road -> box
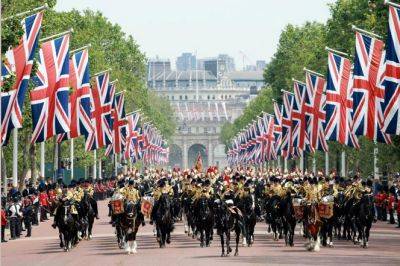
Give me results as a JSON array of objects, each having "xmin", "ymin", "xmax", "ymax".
[{"xmin": 2, "ymin": 200, "xmax": 400, "ymax": 266}]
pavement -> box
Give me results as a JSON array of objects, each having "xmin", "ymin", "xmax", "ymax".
[{"xmin": 1, "ymin": 200, "xmax": 400, "ymax": 266}]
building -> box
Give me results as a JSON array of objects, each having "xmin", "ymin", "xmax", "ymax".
[
  {"xmin": 256, "ymin": 60, "xmax": 266, "ymax": 71},
  {"xmin": 147, "ymin": 57, "xmax": 171, "ymax": 83},
  {"xmin": 176, "ymin": 52, "xmax": 197, "ymax": 71},
  {"xmin": 148, "ymin": 67, "xmax": 264, "ymax": 168}
]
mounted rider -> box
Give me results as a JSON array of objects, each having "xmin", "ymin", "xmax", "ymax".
[{"xmin": 83, "ymin": 179, "xmax": 99, "ymax": 219}]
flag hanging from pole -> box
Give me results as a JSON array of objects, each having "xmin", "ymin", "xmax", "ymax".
[
  {"xmin": 1, "ymin": 12, "xmax": 43, "ymax": 145},
  {"xmin": 281, "ymin": 91, "xmax": 294, "ymax": 159},
  {"xmin": 105, "ymin": 91, "xmax": 127, "ymax": 156},
  {"xmin": 30, "ymin": 34, "xmax": 71, "ymax": 143}
]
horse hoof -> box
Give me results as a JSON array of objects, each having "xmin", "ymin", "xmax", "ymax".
[
  {"xmin": 234, "ymin": 252, "xmax": 238, "ymax": 256},
  {"xmin": 221, "ymin": 253, "xmax": 224, "ymax": 257}
]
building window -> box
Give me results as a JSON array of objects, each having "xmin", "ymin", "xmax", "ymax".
[
  {"xmin": 171, "ymin": 95, "xmax": 174, "ymax": 100},
  {"xmin": 185, "ymin": 95, "xmax": 188, "ymax": 100},
  {"xmin": 212, "ymin": 95, "xmax": 215, "ymax": 100},
  {"xmin": 207, "ymin": 95, "xmax": 210, "ymax": 100},
  {"xmin": 179, "ymin": 95, "xmax": 182, "ymax": 100}
]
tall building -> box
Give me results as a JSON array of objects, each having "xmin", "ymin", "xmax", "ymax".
[
  {"xmin": 218, "ymin": 54, "xmax": 235, "ymax": 72},
  {"xmin": 176, "ymin": 53, "xmax": 196, "ymax": 71},
  {"xmin": 147, "ymin": 57, "xmax": 171, "ymax": 81},
  {"xmin": 256, "ymin": 60, "xmax": 266, "ymax": 71}
]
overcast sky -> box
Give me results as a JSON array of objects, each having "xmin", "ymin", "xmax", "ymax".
[{"xmin": 56, "ymin": 0, "xmax": 335, "ymax": 70}]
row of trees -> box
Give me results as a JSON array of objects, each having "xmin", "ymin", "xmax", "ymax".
[
  {"xmin": 1, "ymin": 0, "xmax": 176, "ymax": 185},
  {"xmin": 220, "ymin": 0, "xmax": 400, "ymax": 176}
]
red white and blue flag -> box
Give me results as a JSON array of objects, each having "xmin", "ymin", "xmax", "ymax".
[
  {"xmin": 305, "ymin": 71, "xmax": 328, "ymax": 152},
  {"xmin": 325, "ymin": 52, "xmax": 360, "ymax": 148},
  {"xmin": 57, "ymin": 49, "xmax": 92, "ymax": 143},
  {"xmin": 124, "ymin": 112, "xmax": 141, "ymax": 163},
  {"xmin": 264, "ymin": 114, "xmax": 276, "ymax": 161},
  {"xmin": 86, "ymin": 72, "xmax": 113, "ymax": 150},
  {"xmin": 1, "ymin": 12, "xmax": 43, "ymax": 144},
  {"xmin": 281, "ymin": 91, "xmax": 294, "ymax": 159},
  {"xmin": 352, "ymin": 31, "xmax": 391, "ymax": 143},
  {"xmin": 105, "ymin": 91, "xmax": 127, "ymax": 156},
  {"xmin": 383, "ymin": 5, "xmax": 400, "ymax": 135},
  {"xmin": 30, "ymin": 34, "xmax": 71, "ymax": 143},
  {"xmin": 273, "ymin": 101, "xmax": 283, "ymax": 157}
]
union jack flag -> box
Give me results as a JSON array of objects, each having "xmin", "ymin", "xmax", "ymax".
[
  {"xmin": 383, "ymin": 5, "xmax": 400, "ymax": 135},
  {"xmin": 85, "ymin": 72, "xmax": 113, "ymax": 150},
  {"xmin": 105, "ymin": 91, "xmax": 127, "ymax": 156},
  {"xmin": 57, "ymin": 49, "xmax": 92, "ymax": 143},
  {"xmin": 273, "ymin": 101, "xmax": 283, "ymax": 156},
  {"xmin": 325, "ymin": 52, "xmax": 359, "ymax": 148},
  {"xmin": 352, "ymin": 31, "xmax": 391, "ymax": 143},
  {"xmin": 31, "ymin": 34, "xmax": 70, "ymax": 143},
  {"xmin": 291, "ymin": 81, "xmax": 312, "ymax": 154},
  {"xmin": 264, "ymin": 114, "xmax": 276, "ymax": 161},
  {"xmin": 1, "ymin": 12, "xmax": 43, "ymax": 145},
  {"xmin": 305, "ymin": 71, "xmax": 328, "ymax": 152},
  {"xmin": 124, "ymin": 112, "xmax": 141, "ymax": 163},
  {"xmin": 281, "ymin": 91, "xmax": 294, "ymax": 159}
]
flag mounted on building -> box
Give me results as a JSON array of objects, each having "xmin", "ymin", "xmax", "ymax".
[
  {"xmin": 31, "ymin": 34, "xmax": 71, "ymax": 143},
  {"xmin": 352, "ymin": 31, "xmax": 391, "ymax": 144},
  {"xmin": 85, "ymin": 72, "xmax": 113, "ymax": 150},
  {"xmin": 383, "ymin": 5, "xmax": 400, "ymax": 135},
  {"xmin": 1, "ymin": 12, "xmax": 43, "ymax": 145},
  {"xmin": 325, "ymin": 51, "xmax": 360, "ymax": 148}
]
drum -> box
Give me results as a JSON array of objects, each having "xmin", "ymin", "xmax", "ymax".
[
  {"xmin": 292, "ymin": 198, "xmax": 304, "ymax": 220},
  {"xmin": 318, "ymin": 202, "xmax": 334, "ymax": 219},
  {"xmin": 111, "ymin": 199, "xmax": 124, "ymax": 215},
  {"xmin": 141, "ymin": 197, "xmax": 153, "ymax": 218}
]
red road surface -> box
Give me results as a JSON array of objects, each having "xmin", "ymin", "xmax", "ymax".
[{"xmin": 1, "ymin": 200, "xmax": 400, "ymax": 266}]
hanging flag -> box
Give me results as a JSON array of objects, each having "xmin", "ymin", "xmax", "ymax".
[
  {"xmin": 57, "ymin": 48, "xmax": 92, "ymax": 143},
  {"xmin": 305, "ymin": 71, "xmax": 329, "ymax": 152},
  {"xmin": 31, "ymin": 34, "xmax": 71, "ymax": 143},
  {"xmin": 264, "ymin": 114, "xmax": 276, "ymax": 161},
  {"xmin": 352, "ymin": 31, "xmax": 391, "ymax": 143},
  {"xmin": 325, "ymin": 52, "xmax": 360, "ymax": 148},
  {"xmin": 1, "ymin": 12, "xmax": 43, "ymax": 145},
  {"xmin": 383, "ymin": 5, "xmax": 400, "ymax": 135},
  {"xmin": 124, "ymin": 112, "xmax": 141, "ymax": 163},
  {"xmin": 85, "ymin": 72, "xmax": 113, "ymax": 150},
  {"xmin": 105, "ymin": 91, "xmax": 127, "ymax": 156},
  {"xmin": 273, "ymin": 101, "xmax": 283, "ymax": 156},
  {"xmin": 291, "ymin": 81, "xmax": 312, "ymax": 154},
  {"xmin": 281, "ymin": 91, "xmax": 294, "ymax": 159}
]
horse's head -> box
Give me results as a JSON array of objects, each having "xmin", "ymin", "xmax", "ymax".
[
  {"xmin": 198, "ymin": 196, "xmax": 210, "ymax": 218},
  {"xmin": 125, "ymin": 201, "xmax": 137, "ymax": 220}
]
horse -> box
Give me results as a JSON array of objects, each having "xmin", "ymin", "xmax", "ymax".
[
  {"xmin": 80, "ymin": 192, "xmax": 95, "ymax": 240},
  {"xmin": 280, "ymin": 192, "xmax": 296, "ymax": 247},
  {"xmin": 181, "ymin": 193, "xmax": 196, "ymax": 237},
  {"xmin": 319, "ymin": 195, "xmax": 335, "ymax": 248},
  {"xmin": 194, "ymin": 196, "xmax": 214, "ymax": 247},
  {"xmin": 155, "ymin": 193, "xmax": 174, "ymax": 248},
  {"xmin": 119, "ymin": 200, "xmax": 142, "ymax": 254},
  {"xmin": 265, "ymin": 195, "xmax": 283, "ymax": 241},
  {"xmin": 333, "ymin": 191, "xmax": 347, "ymax": 239},
  {"xmin": 303, "ymin": 202, "xmax": 322, "ymax": 252},
  {"xmin": 54, "ymin": 200, "xmax": 79, "ymax": 252},
  {"xmin": 354, "ymin": 194, "xmax": 374, "ymax": 248},
  {"xmin": 238, "ymin": 194, "xmax": 256, "ymax": 246},
  {"xmin": 213, "ymin": 199, "xmax": 242, "ymax": 257}
]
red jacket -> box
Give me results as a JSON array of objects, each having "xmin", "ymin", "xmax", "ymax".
[
  {"xmin": 39, "ymin": 192, "xmax": 49, "ymax": 206},
  {"xmin": 48, "ymin": 190, "xmax": 56, "ymax": 201},
  {"xmin": 1, "ymin": 209, "xmax": 7, "ymax": 226},
  {"xmin": 387, "ymin": 195, "xmax": 395, "ymax": 211}
]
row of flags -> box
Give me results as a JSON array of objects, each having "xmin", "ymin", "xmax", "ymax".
[
  {"xmin": 1, "ymin": 11, "xmax": 169, "ymax": 165},
  {"xmin": 175, "ymin": 101, "xmax": 229, "ymax": 122},
  {"xmin": 228, "ymin": 4, "xmax": 400, "ymax": 165}
]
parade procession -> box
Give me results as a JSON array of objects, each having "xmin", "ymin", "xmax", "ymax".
[{"xmin": 1, "ymin": 0, "xmax": 400, "ymax": 266}]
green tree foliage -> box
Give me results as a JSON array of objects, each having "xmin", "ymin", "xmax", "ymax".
[
  {"xmin": 221, "ymin": 0, "xmax": 400, "ymax": 176},
  {"xmin": 1, "ymin": 0, "xmax": 175, "ymax": 183}
]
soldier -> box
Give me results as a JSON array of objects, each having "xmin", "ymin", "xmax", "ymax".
[
  {"xmin": 8, "ymin": 194, "xmax": 22, "ymax": 240},
  {"xmin": 122, "ymin": 179, "xmax": 140, "ymax": 203},
  {"xmin": 1, "ymin": 198, "xmax": 7, "ymax": 242},
  {"xmin": 84, "ymin": 179, "xmax": 99, "ymax": 219},
  {"xmin": 22, "ymin": 196, "xmax": 33, "ymax": 237}
]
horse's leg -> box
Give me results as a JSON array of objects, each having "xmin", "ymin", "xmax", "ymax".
[
  {"xmin": 182, "ymin": 212, "xmax": 188, "ymax": 233},
  {"xmin": 206, "ymin": 228, "xmax": 210, "ymax": 247},
  {"xmin": 220, "ymin": 233, "xmax": 225, "ymax": 257},
  {"xmin": 234, "ymin": 227, "xmax": 240, "ymax": 256},
  {"xmin": 200, "ymin": 229, "xmax": 204, "ymax": 247},
  {"xmin": 227, "ymin": 231, "xmax": 232, "ymax": 255}
]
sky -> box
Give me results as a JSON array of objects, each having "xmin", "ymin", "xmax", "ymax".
[{"xmin": 56, "ymin": 0, "xmax": 335, "ymax": 70}]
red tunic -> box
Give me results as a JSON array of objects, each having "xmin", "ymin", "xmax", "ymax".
[
  {"xmin": 387, "ymin": 195, "xmax": 395, "ymax": 211},
  {"xmin": 1, "ymin": 209, "xmax": 7, "ymax": 226},
  {"xmin": 39, "ymin": 192, "xmax": 49, "ymax": 207}
]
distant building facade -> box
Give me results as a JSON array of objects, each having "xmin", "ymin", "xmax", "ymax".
[
  {"xmin": 176, "ymin": 53, "xmax": 197, "ymax": 71},
  {"xmin": 147, "ymin": 57, "xmax": 171, "ymax": 82}
]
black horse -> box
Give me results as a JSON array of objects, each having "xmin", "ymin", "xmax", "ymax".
[
  {"xmin": 213, "ymin": 199, "xmax": 242, "ymax": 257},
  {"xmin": 238, "ymin": 194, "xmax": 256, "ymax": 246},
  {"xmin": 194, "ymin": 196, "xmax": 214, "ymax": 247},
  {"xmin": 80, "ymin": 192, "xmax": 95, "ymax": 240},
  {"xmin": 53, "ymin": 200, "xmax": 79, "ymax": 251},
  {"xmin": 182, "ymin": 193, "xmax": 196, "ymax": 237},
  {"xmin": 154, "ymin": 193, "xmax": 174, "ymax": 248},
  {"xmin": 119, "ymin": 201, "xmax": 143, "ymax": 254},
  {"xmin": 333, "ymin": 191, "xmax": 347, "ymax": 240},
  {"xmin": 265, "ymin": 195, "xmax": 283, "ymax": 241},
  {"xmin": 280, "ymin": 192, "xmax": 296, "ymax": 247},
  {"xmin": 355, "ymin": 194, "xmax": 374, "ymax": 248}
]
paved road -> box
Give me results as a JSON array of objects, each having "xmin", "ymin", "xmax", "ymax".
[{"xmin": 2, "ymin": 201, "xmax": 400, "ymax": 266}]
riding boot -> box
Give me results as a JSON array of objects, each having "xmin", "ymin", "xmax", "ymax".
[
  {"xmin": 1, "ymin": 225, "xmax": 6, "ymax": 242},
  {"xmin": 397, "ymin": 212, "xmax": 400, "ymax": 228},
  {"xmin": 389, "ymin": 210, "xmax": 395, "ymax": 224},
  {"xmin": 90, "ymin": 198, "xmax": 99, "ymax": 219},
  {"xmin": 24, "ymin": 219, "xmax": 32, "ymax": 237}
]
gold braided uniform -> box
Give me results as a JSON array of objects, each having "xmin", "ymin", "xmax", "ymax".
[
  {"xmin": 85, "ymin": 185, "xmax": 95, "ymax": 197},
  {"xmin": 123, "ymin": 186, "xmax": 140, "ymax": 202}
]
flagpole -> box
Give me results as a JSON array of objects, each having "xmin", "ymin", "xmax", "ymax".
[
  {"xmin": 325, "ymin": 151, "xmax": 329, "ymax": 176},
  {"xmin": 40, "ymin": 28, "xmax": 74, "ymax": 42},
  {"xmin": 93, "ymin": 150, "xmax": 97, "ymax": 180},
  {"xmin": 12, "ymin": 129, "xmax": 18, "ymax": 188},
  {"xmin": 114, "ymin": 154, "xmax": 118, "ymax": 177},
  {"xmin": 385, "ymin": 0, "xmax": 400, "ymax": 9},
  {"xmin": 98, "ymin": 157, "xmax": 102, "ymax": 180},
  {"xmin": 373, "ymin": 141, "xmax": 379, "ymax": 180},
  {"xmin": 351, "ymin": 25, "xmax": 382, "ymax": 39},
  {"xmin": 1, "ymin": 4, "xmax": 48, "ymax": 21},
  {"xmin": 70, "ymin": 139, "xmax": 74, "ymax": 180},
  {"xmin": 70, "ymin": 43, "xmax": 91, "ymax": 55},
  {"xmin": 300, "ymin": 150, "xmax": 304, "ymax": 174},
  {"xmin": 40, "ymin": 142, "xmax": 45, "ymax": 178},
  {"xmin": 284, "ymin": 157, "xmax": 288, "ymax": 173},
  {"xmin": 312, "ymin": 155, "xmax": 316, "ymax": 175},
  {"xmin": 341, "ymin": 150, "xmax": 346, "ymax": 177}
]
